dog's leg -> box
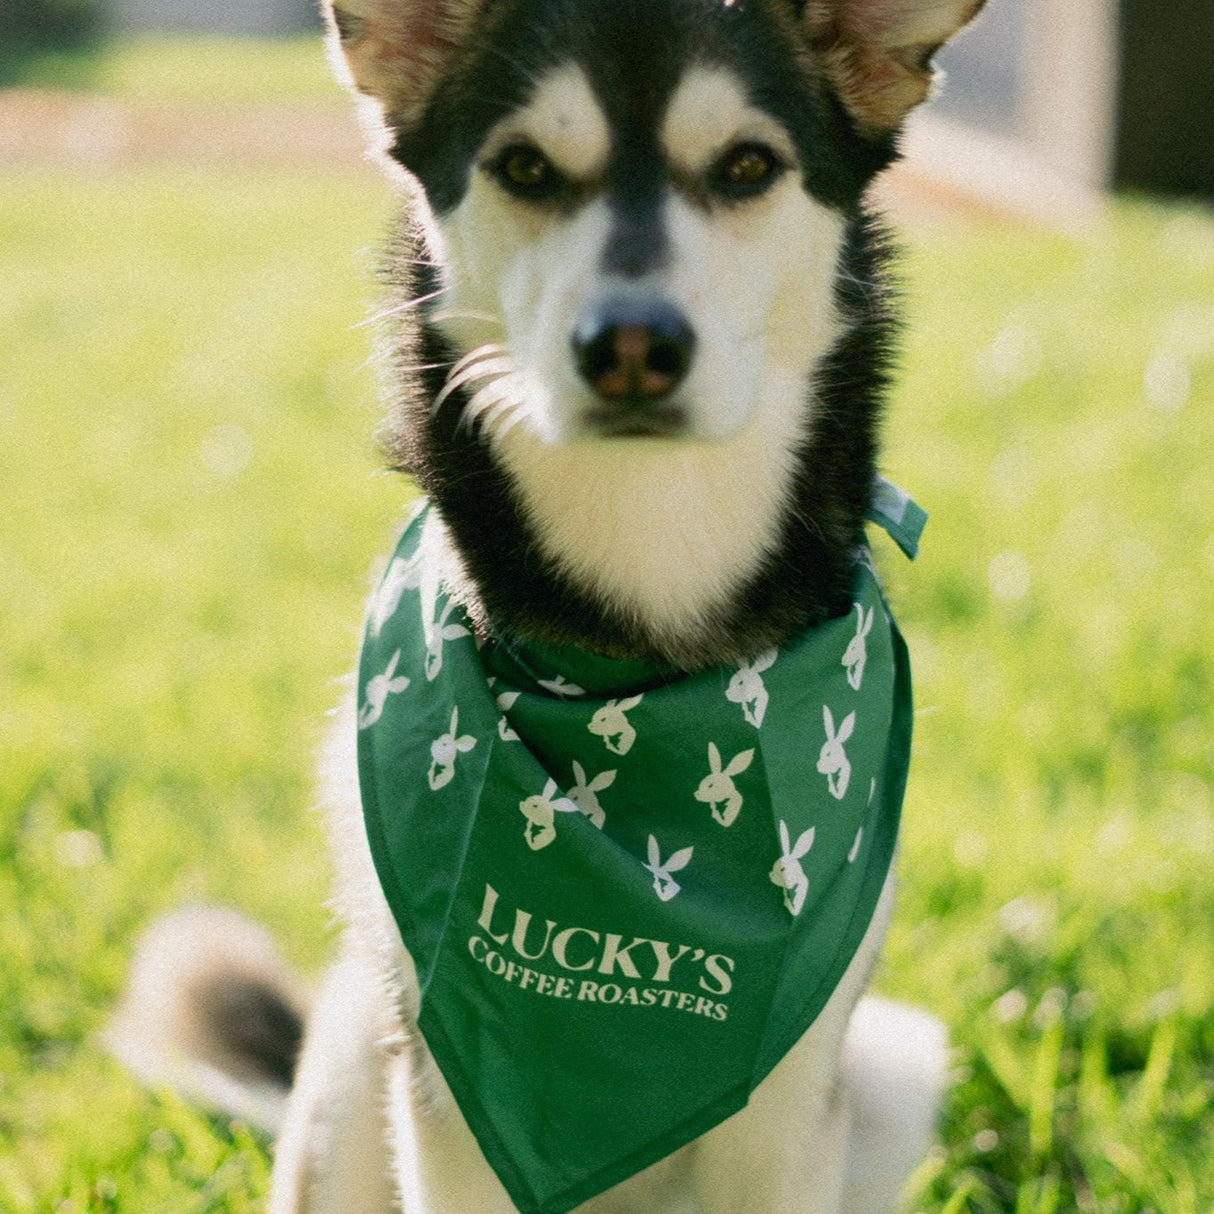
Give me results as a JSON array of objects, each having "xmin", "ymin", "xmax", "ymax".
[
  {"xmin": 838, "ymin": 996, "xmax": 948, "ymax": 1214},
  {"xmin": 383, "ymin": 1047, "xmax": 517, "ymax": 1214},
  {"xmin": 690, "ymin": 1001, "xmax": 855, "ymax": 1214},
  {"xmin": 690, "ymin": 879, "xmax": 896, "ymax": 1214},
  {"xmin": 268, "ymin": 949, "xmax": 398, "ymax": 1214}
]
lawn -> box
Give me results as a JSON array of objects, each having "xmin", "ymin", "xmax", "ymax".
[
  {"xmin": 2, "ymin": 36, "xmax": 1212, "ymax": 1214},
  {"xmin": 1, "ymin": 33, "xmax": 333, "ymax": 98}
]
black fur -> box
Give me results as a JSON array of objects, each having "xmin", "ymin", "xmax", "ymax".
[
  {"xmin": 377, "ymin": 0, "xmax": 904, "ymax": 670},
  {"xmin": 194, "ymin": 973, "xmax": 304, "ymax": 1088}
]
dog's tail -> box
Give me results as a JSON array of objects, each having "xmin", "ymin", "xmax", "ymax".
[{"xmin": 107, "ymin": 905, "xmax": 310, "ymax": 1134}]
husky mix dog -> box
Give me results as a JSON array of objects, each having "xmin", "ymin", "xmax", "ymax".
[{"xmin": 113, "ymin": 1, "xmax": 984, "ymax": 1210}]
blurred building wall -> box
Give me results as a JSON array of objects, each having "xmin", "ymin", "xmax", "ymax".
[
  {"xmin": 933, "ymin": 0, "xmax": 1026, "ymax": 137},
  {"xmin": 1115, "ymin": 0, "xmax": 1214, "ymax": 200},
  {"xmin": 111, "ymin": 0, "xmax": 319, "ymax": 35},
  {"xmin": 924, "ymin": 0, "xmax": 1213, "ymax": 205}
]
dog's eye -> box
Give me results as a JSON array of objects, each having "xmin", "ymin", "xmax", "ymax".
[
  {"xmin": 492, "ymin": 144, "xmax": 562, "ymax": 198},
  {"xmin": 710, "ymin": 143, "xmax": 784, "ymax": 199}
]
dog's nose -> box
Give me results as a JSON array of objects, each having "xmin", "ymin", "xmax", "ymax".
[{"xmin": 572, "ymin": 300, "xmax": 695, "ymax": 401}]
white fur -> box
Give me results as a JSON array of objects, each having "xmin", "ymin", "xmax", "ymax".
[
  {"xmin": 493, "ymin": 382, "xmax": 804, "ymax": 644},
  {"xmin": 481, "ymin": 63, "xmax": 612, "ymax": 183},
  {"xmin": 660, "ymin": 66, "xmax": 798, "ymax": 179}
]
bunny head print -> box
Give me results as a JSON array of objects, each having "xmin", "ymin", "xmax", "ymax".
[
  {"xmin": 725, "ymin": 649, "xmax": 777, "ymax": 728},
  {"xmin": 427, "ymin": 706, "xmax": 477, "ymax": 791},
  {"xmin": 842, "ymin": 603, "xmax": 875, "ymax": 691},
  {"xmin": 694, "ymin": 743, "xmax": 755, "ymax": 827},
  {"xmin": 817, "ymin": 706, "xmax": 856, "ymax": 800},
  {"xmin": 567, "ymin": 761, "xmax": 615, "ymax": 829},
  {"xmin": 424, "ymin": 599, "xmax": 471, "ymax": 681},
  {"xmin": 358, "ymin": 650, "xmax": 410, "ymax": 731},
  {"xmin": 643, "ymin": 835, "xmax": 694, "ymax": 903},
  {"xmin": 587, "ymin": 695, "xmax": 644, "ymax": 756},
  {"xmin": 770, "ymin": 821, "xmax": 815, "ymax": 917},
  {"xmin": 517, "ymin": 779, "xmax": 580, "ymax": 851}
]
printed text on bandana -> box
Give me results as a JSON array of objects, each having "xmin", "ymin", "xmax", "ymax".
[{"xmin": 472, "ymin": 885, "xmax": 734, "ymax": 1021}]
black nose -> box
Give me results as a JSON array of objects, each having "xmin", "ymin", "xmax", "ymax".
[{"xmin": 572, "ymin": 299, "xmax": 695, "ymax": 401}]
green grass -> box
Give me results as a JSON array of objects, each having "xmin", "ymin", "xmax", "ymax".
[
  {"xmin": 1, "ymin": 34, "xmax": 334, "ymax": 99},
  {"xmin": 0, "ymin": 162, "xmax": 400, "ymax": 1209},
  {"xmin": 2, "ymin": 38, "xmax": 1213, "ymax": 1214},
  {"xmin": 883, "ymin": 204, "xmax": 1214, "ymax": 1212}
]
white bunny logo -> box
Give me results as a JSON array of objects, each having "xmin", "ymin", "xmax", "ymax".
[
  {"xmin": 369, "ymin": 553, "xmax": 421, "ymax": 636},
  {"xmin": 358, "ymin": 650, "xmax": 410, "ymax": 730},
  {"xmin": 496, "ymin": 690, "xmax": 521, "ymax": 741},
  {"xmin": 424, "ymin": 598, "xmax": 471, "ymax": 681},
  {"xmin": 726, "ymin": 649, "xmax": 777, "ymax": 728},
  {"xmin": 537, "ymin": 675, "xmax": 585, "ymax": 698},
  {"xmin": 770, "ymin": 820, "xmax": 815, "ymax": 916},
  {"xmin": 817, "ymin": 705, "xmax": 855, "ymax": 800},
  {"xmin": 518, "ymin": 779, "xmax": 580, "ymax": 851},
  {"xmin": 567, "ymin": 761, "xmax": 615, "ymax": 829},
  {"xmin": 694, "ymin": 743, "xmax": 755, "ymax": 827},
  {"xmin": 848, "ymin": 827, "xmax": 864, "ymax": 864},
  {"xmin": 487, "ymin": 678, "xmax": 521, "ymax": 742},
  {"xmin": 643, "ymin": 835, "xmax": 693, "ymax": 902},
  {"xmin": 842, "ymin": 603, "xmax": 874, "ymax": 691},
  {"xmin": 849, "ymin": 778, "xmax": 876, "ymax": 862},
  {"xmin": 587, "ymin": 695, "xmax": 644, "ymax": 756},
  {"xmin": 427, "ymin": 706, "xmax": 476, "ymax": 791}
]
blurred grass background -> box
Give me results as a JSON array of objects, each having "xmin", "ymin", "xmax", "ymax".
[
  {"xmin": 1, "ymin": 33, "xmax": 1212, "ymax": 1214},
  {"xmin": 1, "ymin": 34, "xmax": 336, "ymax": 97}
]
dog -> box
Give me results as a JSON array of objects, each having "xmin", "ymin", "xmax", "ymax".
[{"xmin": 111, "ymin": 1, "xmax": 985, "ymax": 1210}]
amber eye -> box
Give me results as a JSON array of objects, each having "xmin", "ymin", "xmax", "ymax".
[
  {"xmin": 494, "ymin": 144, "xmax": 560, "ymax": 197},
  {"xmin": 712, "ymin": 143, "xmax": 784, "ymax": 198}
]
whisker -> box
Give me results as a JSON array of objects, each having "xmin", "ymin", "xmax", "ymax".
[
  {"xmin": 394, "ymin": 360, "xmax": 457, "ymax": 376},
  {"xmin": 450, "ymin": 343, "xmax": 509, "ymax": 376},
  {"xmin": 460, "ymin": 386, "xmax": 511, "ymax": 432},
  {"xmin": 356, "ymin": 286, "xmax": 448, "ymax": 328},
  {"xmin": 490, "ymin": 403, "xmax": 530, "ymax": 441},
  {"xmin": 429, "ymin": 308, "xmax": 506, "ymax": 328},
  {"xmin": 433, "ymin": 355, "xmax": 516, "ymax": 414},
  {"xmin": 461, "ymin": 370, "xmax": 512, "ymax": 409},
  {"xmin": 472, "ymin": 393, "xmax": 527, "ymax": 441}
]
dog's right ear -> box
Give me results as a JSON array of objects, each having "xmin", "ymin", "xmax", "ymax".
[
  {"xmin": 796, "ymin": 0, "xmax": 985, "ymax": 135},
  {"xmin": 322, "ymin": 1, "xmax": 481, "ymax": 137}
]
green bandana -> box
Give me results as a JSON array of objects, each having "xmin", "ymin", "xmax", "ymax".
[{"xmin": 357, "ymin": 484, "xmax": 923, "ymax": 1214}]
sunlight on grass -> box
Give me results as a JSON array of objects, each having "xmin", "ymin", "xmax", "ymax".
[
  {"xmin": 1, "ymin": 165, "xmax": 400, "ymax": 1207},
  {"xmin": 1, "ymin": 45, "xmax": 1212, "ymax": 1209},
  {"xmin": 3, "ymin": 34, "xmax": 335, "ymax": 100},
  {"xmin": 881, "ymin": 202, "xmax": 1214, "ymax": 1213}
]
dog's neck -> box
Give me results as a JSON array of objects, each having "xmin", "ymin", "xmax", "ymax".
[{"xmin": 488, "ymin": 365, "xmax": 809, "ymax": 657}]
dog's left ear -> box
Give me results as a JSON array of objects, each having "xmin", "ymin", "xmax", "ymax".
[
  {"xmin": 797, "ymin": 0, "xmax": 985, "ymax": 134},
  {"xmin": 322, "ymin": 0, "xmax": 482, "ymax": 136}
]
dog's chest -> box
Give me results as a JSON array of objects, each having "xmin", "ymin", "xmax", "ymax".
[
  {"xmin": 491, "ymin": 395, "xmax": 806, "ymax": 643},
  {"xmin": 353, "ymin": 502, "xmax": 912, "ymax": 1213}
]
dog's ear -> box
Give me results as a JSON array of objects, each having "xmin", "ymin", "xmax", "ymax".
[
  {"xmin": 797, "ymin": 0, "xmax": 985, "ymax": 134},
  {"xmin": 322, "ymin": 0, "xmax": 481, "ymax": 134}
]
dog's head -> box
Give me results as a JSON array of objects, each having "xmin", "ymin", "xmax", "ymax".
[{"xmin": 325, "ymin": 0, "xmax": 981, "ymax": 450}]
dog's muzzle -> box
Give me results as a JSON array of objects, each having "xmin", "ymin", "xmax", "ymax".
[{"xmin": 572, "ymin": 297, "xmax": 695, "ymax": 436}]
